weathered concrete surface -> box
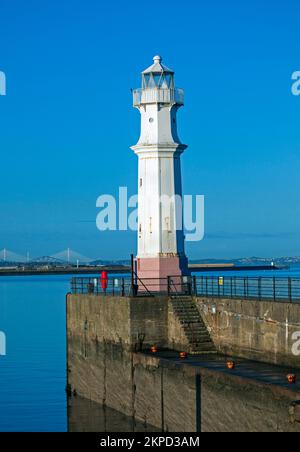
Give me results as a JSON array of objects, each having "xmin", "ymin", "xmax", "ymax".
[
  {"xmin": 167, "ymin": 301, "xmax": 190, "ymax": 350},
  {"xmin": 68, "ymin": 334, "xmax": 300, "ymax": 432},
  {"xmin": 68, "ymin": 396, "xmax": 160, "ymax": 432},
  {"xmin": 196, "ymin": 297, "xmax": 300, "ymax": 369},
  {"xmin": 67, "ymin": 294, "xmax": 300, "ymax": 432},
  {"xmin": 67, "ymin": 340, "xmax": 198, "ymax": 431},
  {"xmin": 67, "ymin": 294, "xmax": 198, "ymax": 431},
  {"xmin": 68, "ymin": 294, "xmax": 195, "ymax": 352},
  {"xmin": 200, "ymin": 368, "xmax": 300, "ymax": 432},
  {"xmin": 68, "ymin": 294, "xmax": 169, "ymax": 350}
]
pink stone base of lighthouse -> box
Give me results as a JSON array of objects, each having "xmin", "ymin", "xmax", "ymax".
[{"xmin": 136, "ymin": 256, "xmax": 190, "ymax": 292}]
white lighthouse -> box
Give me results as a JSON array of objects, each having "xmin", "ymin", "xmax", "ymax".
[{"xmin": 131, "ymin": 56, "xmax": 189, "ymax": 282}]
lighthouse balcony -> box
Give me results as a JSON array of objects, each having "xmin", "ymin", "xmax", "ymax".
[{"xmin": 133, "ymin": 88, "xmax": 184, "ymax": 107}]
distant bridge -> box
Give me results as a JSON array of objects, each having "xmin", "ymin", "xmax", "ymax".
[
  {"xmin": 0, "ymin": 248, "xmax": 95, "ymax": 265},
  {"xmin": 0, "ymin": 249, "xmax": 28, "ymax": 263},
  {"xmin": 50, "ymin": 249, "xmax": 93, "ymax": 264}
]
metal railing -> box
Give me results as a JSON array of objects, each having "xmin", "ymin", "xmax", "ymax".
[
  {"xmin": 71, "ymin": 277, "xmax": 132, "ymax": 297},
  {"xmin": 70, "ymin": 275, "xmax": 192, "ymax": 297},
  {"xmin": 194, "ymin": 276, "xmax": 300, "ymax": 303},
  {"xmin": 133, "ymin": 88, "xmax": 184, "ymax": 107},
  {"xmin": 70, "ymin": 276, "xmax": 300, "ymax": 303}
]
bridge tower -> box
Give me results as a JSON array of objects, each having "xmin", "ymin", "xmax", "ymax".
[{"xmin": 131, "ymin": 56, "xmax": 189, "ymax": 281}]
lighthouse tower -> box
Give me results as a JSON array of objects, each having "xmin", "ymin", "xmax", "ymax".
[{"xmin": 131, "ymin": 56, "xmax": 189, "ymax": 282}]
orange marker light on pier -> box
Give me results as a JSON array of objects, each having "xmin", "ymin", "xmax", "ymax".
[
  {"xmin": 287, "ymin": 374, "xmax": 296, "ymax": 384},
  {"xmin": 226, "ymin": 360, "xmax": 235, "ymax": 370}
]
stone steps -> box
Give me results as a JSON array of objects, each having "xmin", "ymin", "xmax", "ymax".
[
  {"xmin": 179, "ymin": 318, "xmax": 206, "ymax": 324},
  {"xmin": 184, "ymin": 330, "xmax": 211, "ymax": 338},
  {"xmin": 191, "ymin": 342, "xmax": 216, "ymax": 351},
  {"xmin": 170, "ymin": 296, "xmax": 216, "ymax": 354}
]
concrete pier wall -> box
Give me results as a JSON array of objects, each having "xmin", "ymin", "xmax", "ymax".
[
  {"xmin": 68, "ymin": 330, "xmax": 300, "ymax": 432},
  {"xmin": 196, "ymin": 297, "xmax": 300, "ymax": 369},
  {"xmin": 67, "ymin": 294, "xmax": 300, "ymax": 432},
  {"xmin": 67, "ymin": 294, "xmax": 169, "ymax": 350},
  {"xmin": 68, "ymin": 294, "xmax": 189, "ymax": 351},
  {"xmin": 200, "ymin": 369, "xmax": 300, "ymax": 432}
]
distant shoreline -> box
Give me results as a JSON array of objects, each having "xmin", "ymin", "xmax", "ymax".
[{"xmin": 0, "ymin": 263, "xmax": 288, "ymax": 277}]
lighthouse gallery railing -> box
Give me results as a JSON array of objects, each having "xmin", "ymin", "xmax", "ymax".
[{"xmin": 133, "ymin": 88, "xmax": 184, "ymax": 107}]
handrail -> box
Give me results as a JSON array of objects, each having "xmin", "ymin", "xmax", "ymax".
[
  {"xmin": 132, "ymin": 271, "xmax": 154, "ymax": 297},
  {"xmin": 194, "ymin": 275, "xmax": 300, "ymax": 303},
  {"xmin": 133, "ymin": 87, "xmax": 184, "ymax": 106},
  {"xmin": 70, "ymin": 275, "xmax": 300, "ymax": 303}
]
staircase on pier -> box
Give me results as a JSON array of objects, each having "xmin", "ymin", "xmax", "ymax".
[{"xmin": 170, "ymin": 296, "xmax": 216, "ymax": 354}]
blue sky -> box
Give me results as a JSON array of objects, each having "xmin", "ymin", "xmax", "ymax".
[{"xmin": 0, "ymin": 0, "xmax": 299, "ymax": 260}]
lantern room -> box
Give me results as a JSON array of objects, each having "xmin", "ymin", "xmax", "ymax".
[
  {"xmin": 141, "ymin": 55, "xmax": 175, "ymax": 90},
  {"xmin": 133, "ymin": 56, "xmax": 184, "ymax": 107}
]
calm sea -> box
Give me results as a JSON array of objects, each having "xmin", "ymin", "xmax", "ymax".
[{"xmin": 0, "ymin": 267, "xmax": 299, "ymax": 432}]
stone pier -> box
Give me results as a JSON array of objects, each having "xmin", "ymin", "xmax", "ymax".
[{"xmin": 67, "ymin": 294, "xmax": 300, "ymax": 432}]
